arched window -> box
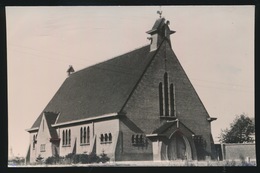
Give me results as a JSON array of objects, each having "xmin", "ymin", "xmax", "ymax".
[
  {"xmin": 83, "ymin": 127, "xmax": 86, "ymax": 143},
  {"xmin": 101, "ymin": 134, "xmax": 104, "ymax": 143},
  {"xmin": 105, "ymin": 133, "xmax": 108, "ymax": 142},
  {"xmin": 164, "ymin": 72, "xmax": 169, "ymax": 116},
  {"xmin": 109, "ymin": 133, "xmax": 112, "ymax": 142},
  {"xmin": 68, "ymin": 129, "xmax": 71, "ymax": 145},
  {"xmin": 136, "ymin": 135, "xmax": 139, "ymax": 144},
  {"xmin": 140, "ymin": 135, "xmax": 143, "ymax": 144},
  {"xmin": 65, "ymin": 130, "xmax": 68, "ymax": 145},
  {"xmin": 87, "ymin": 126, "xmax": 90, "ymax": 144},
  {"xmin": 80, "ymin": 127, "xmax": 83, "ymax": 144},
  {"xmin": 33, "ymin": 135, "xmax": 36, "ymax": 149},
  {"xmin": 159, "ymin": 82, "xmax": 163, "ymax": 116},
  {"xmin": 170, "ymin": 84, "xmax": 175, "ymax": 116},
  {"xmin": 62, "ymin": 130, "xmax": 65, "ymax": 145},
  {"xmin": 132, "ymin": 135, "xmax": 135, "ymax": 144}
]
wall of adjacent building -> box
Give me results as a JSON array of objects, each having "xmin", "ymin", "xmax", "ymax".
[{"xmin": 221, "ymin": 143, "xmax": 256, "ymax": 161}]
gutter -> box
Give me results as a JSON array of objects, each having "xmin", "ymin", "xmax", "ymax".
[{"xmin": 51, "ymin": 112, "xmax": 119, "ymax": 128}]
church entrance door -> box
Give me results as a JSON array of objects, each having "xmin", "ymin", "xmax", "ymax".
[{"xmin": 167, "ymin": 132, "xmax": 192, "ymax": 160}]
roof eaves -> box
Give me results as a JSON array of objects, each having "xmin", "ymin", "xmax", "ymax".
[
  {"xmin": 25, "ymin": 127, "xmax": 39, "ymax": 132},
  {"xmin": 179, "ymin": 121, "xmax": 195, "ymax": 134},
  {"xmin": 146, "ymin": 29, "xmax": 157, "ymax": 34},
  {"xmin": 54, "ymin": 112, "xmax": 61, "ymax": 125},
  {"xmin": 146, "ymin": 134, "xmax": 167, "ymax": 138},
  {"xmin": 152, "ymin": 121, "xmax": 176, "ymax": 134},
  {"xmin": 52, "ymin": 112, "xmax": 118, "ymax": 127}
]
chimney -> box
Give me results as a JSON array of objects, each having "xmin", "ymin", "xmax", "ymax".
[{"xmin": 67, "ymin": 65, "xmax": 75, "ymax": 77}]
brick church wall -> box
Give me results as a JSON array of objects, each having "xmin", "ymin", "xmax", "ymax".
[{"xmin": 120, "ymin": 41, "xmax": 213, "ymax": 159}]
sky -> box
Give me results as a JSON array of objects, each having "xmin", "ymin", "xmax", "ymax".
[{"xmin": 6, "ymin": 6, "xmax": 254, "ymax": 157}]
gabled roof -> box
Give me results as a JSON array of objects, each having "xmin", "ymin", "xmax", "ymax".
[
  {"xmin": 152, "ymin": 120, "xmax": 195, "ymax": 135},
  {"xmin": 146, "ymin": 18, "xmax": 165, "ymax": 34},
  {"xmin": 31, "ymin": 45, "xmax": 157, "ymax": 128},
  {"xmin": 44, "ymin": 112, "xmax": 59, "ymax": 139},
  {"xmin": 152, "ymin": 121, "xmax": 176, "ymax": 134}
]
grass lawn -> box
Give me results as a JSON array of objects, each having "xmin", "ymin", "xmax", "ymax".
[{"xmin": 9, "ymin": 160, "xmax": 257, "ymax": 167}]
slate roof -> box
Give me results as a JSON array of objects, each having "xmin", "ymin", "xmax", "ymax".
[
  {"xmin": 146, "ymin": 17, "xmax": 165, "ymax": 34},
  {"xmin": 152, "ymin": 120, "xmax": 194, "ymax": 135},
  {"xmin": 31, "ymin": 45, "xmax": 157, "ymax": 128},
  {"xmin": 152, "ymin": 121, "xmax": 176, "ymax": 134},
  {"xmin": 44, "ymin": 112, "xmax": 59, "ymax": 139}
]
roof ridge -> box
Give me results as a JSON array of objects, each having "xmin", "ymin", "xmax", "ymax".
[
  {"xmin": 70, "ymin": 44, "xmax": 150, "ymax": 75},
  {"xmin": 119, "ymin": 39, "xmax": 167, "ymax": 113}
]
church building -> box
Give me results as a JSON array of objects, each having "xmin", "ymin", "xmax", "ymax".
[{"xmin": 26, "ymin": 15, "xmax": 217, "ymax": 163}]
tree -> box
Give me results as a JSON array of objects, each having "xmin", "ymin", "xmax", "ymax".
[{"xmin": 219, "ymin": 114, "xmax": 255, "ymax": 143}]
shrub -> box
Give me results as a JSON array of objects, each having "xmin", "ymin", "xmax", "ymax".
[
  {"xmin": 79, "ymin": 154, "xmax": 89, "ymax": 164},
  {"xmin": 8, "ymin": 157, "xmax": 25, "ymax": 166},
  {"xmin": 65, "ymin": 153, "xmax": 77, "ymax": 164},
  {"xmin": 65, "ymin": 153, "xmax": 75, "ymax": 160},
  {"xmin": 44, "ymin": 152, "xmax": 110, "ymax": 165},
  {"xmin": 89, "ymin": 152, "xmax": 100, "ymax": 163},
  {"xmin": 45, "ymin": 156, "xmax": 60, "ymax": 165},
  {"xmin": 36, "ymin": 154, "xmax": 44, "ymax": 164},
  {"xmin": 99, "ymin": 152, "xmax": 110, "ymax": 163}
]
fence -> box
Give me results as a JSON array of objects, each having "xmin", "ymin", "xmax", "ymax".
[{"xmin": 215, "ymin": 143, "xmax": 256, "ymax": 161}]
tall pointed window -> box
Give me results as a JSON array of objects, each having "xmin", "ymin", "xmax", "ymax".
[
  {"xmin": 159, "ymin": 82, "xmax": 163, "ymax": 116},
  {"xmin": 132, "ymin": 135, "xmax": 135, "ymax": 144},
  {"xmin": 62, "ymin": 130, "xmax": 65, "ymax": 145},
  {"xmin": 83, "ymin": 127, "xmax": 86, "ymax": 143},
  {"xmin": 86, "ymin": 126, "xmax": 90, "ymax": 144},
  {"xmin": 136, "ymin": 135, "xmax": 139, "ymax": 144},
  {"xmin": 80, "ymin": 126, "xmax": 90, "ymax": 145},
  {"xmin": 109, "ymin": 133, "xmax": 112, "ymax": 142},
  {"xmin": 33, "ymin": 135, "xmax": 36, "ymax": 150},
  {"xmin": 164, "ymin": 72, "xmax": 169, "ymax": 116},
  {"xmin": 105, "ymin": 133, "xmax": 108, "ymax": 142},
  {"xmin": 65, "ymin": 130, "xmax": 68, "ymax": 145},
  {"xmin": 62, "ymin": 129, "xmax": 71, "ymax": 146},
  {"xmin": 170, "ymin": 84, "xmax": 175, "ymax": 116},
  {"xmin": 101, "ymin": 134, "xmax": 104, "ymax": 143},
  {"xmin": 68, "ymin": 129, "xmax": 71, "ymax": 145},
  {"xmin": 159, "ymin": 73, "xmax": 177, "ymax": 118},
  {"xmin": 80, "ymin": 127, "xmax": 83, "ymax": 144},
  {"xmin": 139, "ymin": 135, "xmax": 143, "ymax": 144}
]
